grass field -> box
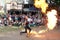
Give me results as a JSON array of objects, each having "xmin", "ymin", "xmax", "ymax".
[
  {"xmin": 0, "ymin": 25, "xmax": 60, "ymax": 33},
  {"xmin": 0, "ymin": 26, "xmax": 19, "ymax": 33}
]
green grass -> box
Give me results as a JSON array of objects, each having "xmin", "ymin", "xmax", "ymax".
[
  {"xmin": 0, "ymin": 26, "xmax": 19, "ymax": 33},
  {"xmin": 0, "ymin": 25, "xmax": 48, "ymax": 33}
]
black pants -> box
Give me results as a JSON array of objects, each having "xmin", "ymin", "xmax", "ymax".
[
  {"xmin": 20, "ymin": 25, "xmax": 31, "ymax": 34},
  {"xmin": 24, "ymin": 25, "xmax": 31, "ymax": 33}
]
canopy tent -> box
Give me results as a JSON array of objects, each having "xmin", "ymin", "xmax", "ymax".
[{"xmin": 8, "ymin": 9, "xmax": 22, "ymax": 15}]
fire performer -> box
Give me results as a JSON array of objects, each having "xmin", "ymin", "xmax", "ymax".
[{"xmin": 20, "ymin": 16, "xmax": 31, "ymax": 36}]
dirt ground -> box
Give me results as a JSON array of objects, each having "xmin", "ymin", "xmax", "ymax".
[{"xmin": 0, "ymin": 26, "xmax": 60, "ymax": 40}]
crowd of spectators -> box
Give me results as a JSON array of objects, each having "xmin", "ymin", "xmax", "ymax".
[
  {"xmin": 1, "ymin": 12, "xmax": 60, "ymax": 27},
  {"xmin": 0, "ymin": 13, "xmax": 43, "ymax": 27}
]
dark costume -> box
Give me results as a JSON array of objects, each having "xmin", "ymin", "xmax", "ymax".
[{"xmin": 20, "ymin": 19, "xmax": 31, "ymax": 34}]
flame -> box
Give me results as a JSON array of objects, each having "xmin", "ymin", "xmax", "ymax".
[
  {"xmin": 34, "ymin": 0, "xmax": 57, "ymax": 30},
  {"xmin": 46, "ymin": 10, "xmax": 57, "ymax": 30},
  {"xmin": 29, "ymin": 30, "xmax": 46, "ymax": 38},
  {"xmin": 27, "ymin": 30, "xmax": 46, "ymax": 38},
  {"xmin": 27, "ymin": 30, "xmax": 47, "ymax": 35},
  {"xmin": 34, "ymin": 0, "xmax": 48, "ymax": 13},
  {"xmin": 30, "ymin": 30, "xmax": 38, "ymax": 35},
  {"xmin": 38, "ymin": 29, "xmax": 47, "ymax": 34}
]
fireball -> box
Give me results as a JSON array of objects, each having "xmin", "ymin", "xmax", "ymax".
[
  {"xmin": 46, "ymin": 10, "xmax": 57, "ymax": 30},
  {"xmin": 34, "ymin": 0, "xmax": 57, "ymax": 30},
  {"xmin": 34, "ymin": 0, "xmax": 48, "ymax": 13}
]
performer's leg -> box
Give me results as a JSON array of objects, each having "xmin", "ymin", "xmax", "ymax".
[
  {"xmin": 27, "ymin": 26, "xmax": 31, "ymax": 33},
  {"xmin": 26, "ymin": 26, "xmax": 31, "ymax": 37},
  {"xmin": 25, "ymin": 26, "xmax": 27, "ymax": 33},
  {"xmin": 20, "ymin": 26, "xmax": 27, "ymax": 35}
]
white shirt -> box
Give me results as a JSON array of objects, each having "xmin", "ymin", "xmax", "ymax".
[{"xmin": 27, "ymin": 18, "xmax": 32, "ymax": 22}]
